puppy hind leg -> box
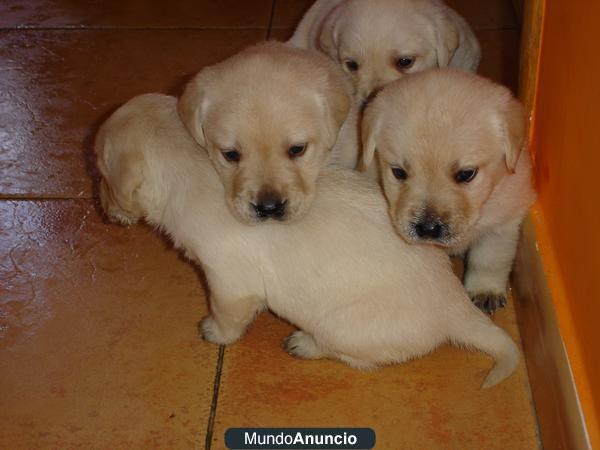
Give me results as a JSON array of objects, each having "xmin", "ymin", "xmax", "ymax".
[
  {"xmin": 449, "ymin": 306, "xmax": 520, "ymax": 388},
  {"xmin": 283, "ymin": 330, "xmax": 327, "ymax": 360},
  {"xmin": 100, "ymin": 179, "xmax": 141, "ymax": 225},
  {"xmin": 337, "ymin": 354, "xmax": 377, "ymax": 370},
  {"xmin": 283, "ymin": 331, "xmax": 377, "ymax": 369},
  {"xmin": 201, "ymin": 295, "xmax": 265, "ymax": 345}
]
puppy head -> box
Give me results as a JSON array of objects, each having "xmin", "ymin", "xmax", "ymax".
[
  {"xmin": 362, "ymin": 69, "xmax": 526, "ymax": 247},
  {"xmin": 319, "ymin": 0, "xmax": 459, "ymax": 102},
  {"xmin": 179, "ymin": 42, "xmax": 353, "ymax": 224}
]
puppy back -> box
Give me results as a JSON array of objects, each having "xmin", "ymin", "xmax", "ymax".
[{"xmin": 96, "ymin": 94, "xmax": 209, "ymax": 220}]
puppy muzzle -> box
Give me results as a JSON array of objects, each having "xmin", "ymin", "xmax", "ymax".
[
  {"xmin": 251, "ymin": 189, "xmax": 287, "ymax": 221},
  {"xmin": 410, "ymin": 213, "xmax": 450, "ymax": 242}
]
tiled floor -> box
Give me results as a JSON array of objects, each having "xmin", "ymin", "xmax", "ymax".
[{"xmin": 0, "ymin": 1, "xmax": 539, "ymax": 449}]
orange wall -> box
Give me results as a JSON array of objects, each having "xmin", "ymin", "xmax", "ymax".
[{"xmin": 531, "ymin": 1, "xmax": 600, "ymax": 445}]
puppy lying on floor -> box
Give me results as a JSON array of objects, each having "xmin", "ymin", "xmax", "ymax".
[
  {"xmin": 361, "ymin": 69, "xmax": 536, "ymax": 313},
  {"xmin": 96, "ymin": 93, "xmax": 519, "ymax": 388}
]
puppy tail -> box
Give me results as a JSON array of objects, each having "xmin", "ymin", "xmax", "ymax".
[{"xmin": 450, "ymin": 308, "xmax": 520, "ymax": 389}]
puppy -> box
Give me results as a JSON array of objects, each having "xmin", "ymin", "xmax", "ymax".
[
  {"xmin": 96, "ymin": 93, "xmax": 520, "ymax": 388},
  {"xmin": 361, "ymin": 69, "xmax": 536, "ymax": 313},
  {"xmin": 178, "ymin": 42, "xmax": 353, "ymax": 224},
  {"xmin": 288, "ymin": 0, "xmax": 480, "ymax": 173},
  {"xmin": 288, "ymin": 0, "xmax": 480, "ymax": 102}
]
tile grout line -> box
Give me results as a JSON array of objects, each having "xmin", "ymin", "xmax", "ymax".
[
  {"xmin": 0, "ymin": 25, "xmax": 521, "ymax": 33},
  {"xmin": 267, "ymin": 25, "xmax": 520, "ymax": 32},
  {"xmin": 265, "ymin": 0, "xmax": 277, "ymax": 40},
  {"xmin": 205, "ymin": 345, "xmax": 226, "ymax": 450},
  {"xmin": 0, "ymin": 26, "xmax": 270, "ymax": 31},
  {"xmin": 0, "ymin": 196, "xmax": 94, "ymax": 201}
]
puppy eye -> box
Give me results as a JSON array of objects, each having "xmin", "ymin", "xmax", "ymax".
[
  {"xmin": 455, "ymin": 168, "xmax": 478, "ymax": 183},
  {"xmin": 395, "ymin": 56, "xmax": 414, "ymax": 70},
  {"xmin": 344, "ymin": 59, "xmax": 360, "ymax": 72},
  {"xmin": 391, "ymin": 166, "xmax": 408, "ymax": 180},
  {"xmin": 222, "ymin": 149, "xmax": 241, "ymax": 163},
  {"xmin": 288, "ymin": 144, "xmax": 307, "ymax": 159}
]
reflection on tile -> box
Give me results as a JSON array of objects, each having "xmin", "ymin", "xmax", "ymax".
[
  {"xmin": 0, "ymin": 0, "xmax": 273, "ymax": 28},
  {"xmin": 212, "ymin": 304, "xmax": 539, "ymax": 449},
  {"xmin": 0, "ymin": 200, "xmax": 216, "ymax": 449},
  {"xmin": 0, "ymin": 29, "xmax": 264, "ymax": 198},
  {"xmin": 271, "ymin": 0, "xmax": 518, "ymax": 30}
]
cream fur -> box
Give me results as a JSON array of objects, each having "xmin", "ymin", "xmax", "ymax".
[
  {"xmin": 288, "ymin": 0, "xmax": 480, "ymax": 101},
  {"xmin": 96, "ymin": 93, "xmax": 520, "ymax": 388},
  {"xmin": 289, "ymin": 0, "xmax": 481, "ymax": 172},
  {"xmin": 361, "ymin": 69, "xmax": 537, "ymax": 313},
  {"xmin": 178, "ymin": 42, "xmax": 354, "ymax": 224}
]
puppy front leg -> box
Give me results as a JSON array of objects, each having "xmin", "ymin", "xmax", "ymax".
[
  {"xmin": 464, "ymin": 219, "xmax": 522, "ymax": 314},
  {"xmin": 201, "ymin": 294, "xmax": 265, "ymax": 345}
]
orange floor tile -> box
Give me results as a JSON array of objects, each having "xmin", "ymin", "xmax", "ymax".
[
  {"xmin": 0, "ymin": 0, "xmax": 273, "ymax": 28},
  {"xmin": 0, "ymin": 1, "xmax": 540, "ymax": 449},
  {"xmin": 0, "ymin": 29, "xmax": 264, "ymax": 197},
  {"xmin": 0, "ymin": 201, "xmax": 217, "ymax": 448},
  {"xmin": 211, "ymin": 310, "xmax": 539, "ymax": 450}
]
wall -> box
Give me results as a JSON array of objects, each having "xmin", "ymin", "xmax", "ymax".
[{"xmin": 530, "ymin": 1, "xmax": 600, "ymax": 446}]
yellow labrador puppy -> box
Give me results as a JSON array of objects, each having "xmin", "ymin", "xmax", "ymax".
[
  {"xmin": 178, "ymin": 42, "xmax": 353, "ymax": 224},
  {"xmin": 288, "ymin": 0, "xmax": 480, "ymax": 173},
  {"xmin": 97, "ymin": 94, "xmax": 520, "ymax": 388},
  {"xmin": 361, "ymin": 69, "xmax": 536, "ymax": 313},
  {"xmin": 288, "ymin": 0, "xmax": 480, "ymax": 102}
]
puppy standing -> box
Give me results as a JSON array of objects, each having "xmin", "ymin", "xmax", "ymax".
[
  {"xmin": 97, "ymin": 93, "xmax": 520, "ymax": 388},
  {"xmin": 178, "ymin": 42, "xmax": 353, "ymax": 223},
  {"xmin": 361, "ymin": 69, "xmax": 536, "ymax": 313}
]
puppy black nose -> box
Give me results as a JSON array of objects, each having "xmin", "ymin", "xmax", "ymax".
[
  {"xmin": 254, "ymin": 201, "xmax": 286, "ymax": 218},
  {"xmin": 414, "ymin": 215, "xmax": 446, "ymax": 240},
  {"xmin": 254, "ymin": 190, "xmax": 286, "ymax": 219}
]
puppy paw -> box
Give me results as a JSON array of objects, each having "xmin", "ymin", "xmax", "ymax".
[
  {"xmin": 99, "ymin": 182, "xmax": 138, "ymax": 225},
  {"xmin": 107, "ymin": 210, "xmax": 138, "ymax": 225},
  {"xmin": 471, "ymin": 293, "xmax": 507, "ymax": 314},
  {"xmin": 198, "ymin": 315, "xmax": 241, "ymax": 345},
  {"xmin": 283, "ymin": 331, "xmax": 325, "ymax": 360}
]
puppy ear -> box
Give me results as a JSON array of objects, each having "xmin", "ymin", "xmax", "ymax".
[
  {"xmin": 498, "ymin": 98, "xmax": 527, "ymax": 173},
  {"xmin": 317, "ymin": 63, "xmax": 353, "ymax": 149},
  {"xmin": 433, "ymin": 14, "xmax": 459, "ymax": 67},
  {"xmin": 178, "ymin": 71, "xmax": 211, "ymax": 147},
  {"xmin": 359, "ymin": 101, "xmax": 380, "ymax": 171},
  {"xmin": 317, "ymin": 3, "xmax": 343, "ymax": 57}
]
